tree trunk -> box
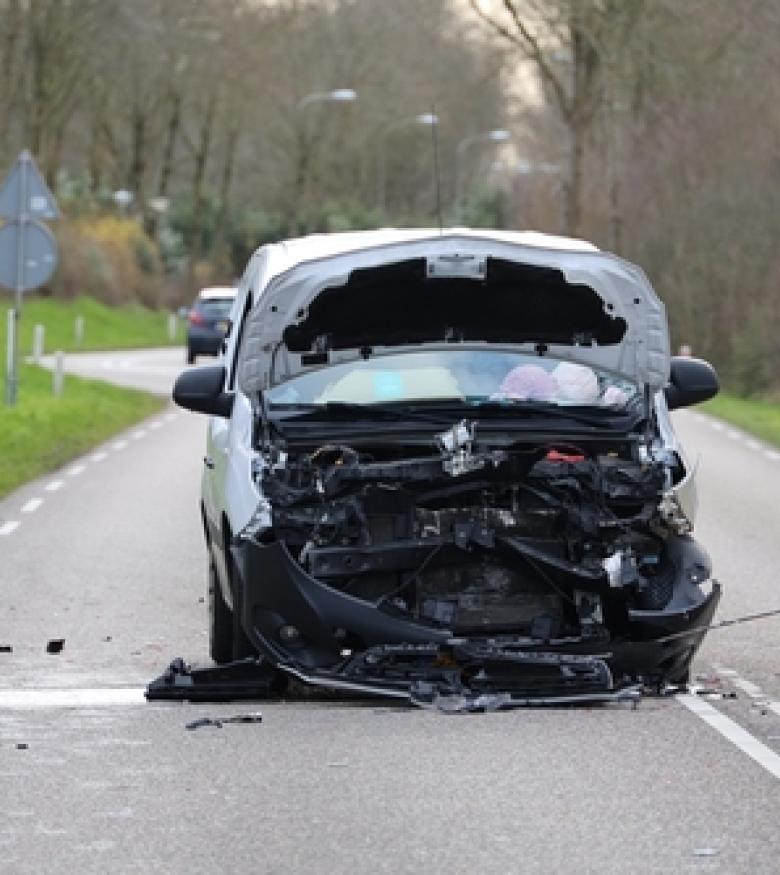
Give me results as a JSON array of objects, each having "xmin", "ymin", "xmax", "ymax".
[
  {"xmin": 186, "ymin": 90, "xmax": 219, "ymax": 290},
  {"xmin": 128, "ymin": 104, "xmax": 147, "ymax": 217}
]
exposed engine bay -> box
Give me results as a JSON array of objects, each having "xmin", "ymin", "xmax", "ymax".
[{"xmin": 245, "ymin": 419, "xmax": 713, "ymax": 688}]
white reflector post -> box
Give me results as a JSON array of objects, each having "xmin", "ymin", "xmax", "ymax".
[{"xmin": 53, "ymin": 349, "xmax": 64, "ymax": 396}]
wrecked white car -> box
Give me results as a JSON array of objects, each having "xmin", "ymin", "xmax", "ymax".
[{"xmin": 168, "ymin": 229, "xmax": 720, "ymax": 705}]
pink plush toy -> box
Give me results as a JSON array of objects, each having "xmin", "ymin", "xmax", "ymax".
[
  {"xmin": 496, "ymin": 364, "xmax": 556, "ymax": 401},
  {"xmin": 601, "ymin": 385, "xmax": 629, "ymax": 406},
  {"xmin": 551, "ymin": 362, "xmax": 599, "ymax": 404}
]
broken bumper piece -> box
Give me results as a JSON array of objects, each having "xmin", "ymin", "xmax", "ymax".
[
  {"xmin": 145, "ymin": 657, "xmax": 278, "ymax": 702},
  {"xmin": 145, "ymin": 642, "xmax": 641, "ymax": 707},
  {"xmin": 233, "ymin": 540, "xmax": 721, "ymax": 688},
  {"xmin": 282, "ymin": 641, "xmax": 642, "ymax": 708}
]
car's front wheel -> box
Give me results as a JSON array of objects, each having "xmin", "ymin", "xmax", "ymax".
[
  {"xmin": 208, "ymin": 557, "xmax": 233, "ymax": 664},
  {"xmin": 231, "ymin": 564, "xmax": 257, "ymax": 660}
]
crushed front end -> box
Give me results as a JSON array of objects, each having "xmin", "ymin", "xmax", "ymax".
[{"xmin": 231, "ymin": 420, "xmax": 720, "ymax": 703}]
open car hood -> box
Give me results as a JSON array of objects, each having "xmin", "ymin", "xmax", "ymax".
[{"xmin": 237, "ymin": 232, "xmax": 670, "ymax": 395}]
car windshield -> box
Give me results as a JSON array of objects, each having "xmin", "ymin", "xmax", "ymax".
[
  {"xmin": 198, "ymin": 298, "xmax": 234, "ymax": 318},
  {"xmin": 266, "ymin": 350, "xmax": 639, "ymax": 409}
]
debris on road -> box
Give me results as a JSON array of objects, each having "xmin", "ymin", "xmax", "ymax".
[
  {"xmin": 185, "ymin": 713, "xmax": 263, "ymax": 731},
  {"xmin": 0, "ymin": 644, "xmax": 12, "ymax": 653},
  {"xmin": 693, "ymin": 848, "xmax": 718, "ymax": 858},
  {"xmin": 15, "ymin": 743, "xmax": 28, "ymax": 750},
  {"xmin": 45, "ymin": 639, "xmax": 65, "ymax": 654},
  {"xmin": 146, "ymin": 657, "xmax": 278, "ymax": 701}
]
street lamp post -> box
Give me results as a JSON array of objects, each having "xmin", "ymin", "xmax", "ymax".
[
  {"xmin": 292, "ymin": 88, "xmax": 358, "ymax": 233},
  {"xmin": 453, "ymin": 128, "xmax": 511, "ymax": 224},
  {"xmin": 377, "ymin": 113, "xmax": 438, "ymax": 222}
]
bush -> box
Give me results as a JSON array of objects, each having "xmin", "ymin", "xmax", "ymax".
[{"xmin": 53, "ymin": 216, "xmax": 164, "ymax": 308}]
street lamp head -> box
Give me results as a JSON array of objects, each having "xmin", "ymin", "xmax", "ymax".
[
  {"xmin": 416, "ymin": 113, "xmax": 439, "ymax": 126},
  {"xmin": 113, "ymin": 189, "xmax": 133, "ymax": 207},
  {"xmin": 328, "ymin": 88, "xmax": 357, "ymax": 102},
  {"xmin": 488, "ymin": 129, "xmax": 511, "ymax": 142}
]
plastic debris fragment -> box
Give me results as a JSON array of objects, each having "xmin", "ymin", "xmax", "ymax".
[
  {"xmin": 185, "ymin": 713, "xmax": 263, "ymax": 731},
  {"xmin": 46, "ymin": 639, "xmax": 64, "ymax": 654}
]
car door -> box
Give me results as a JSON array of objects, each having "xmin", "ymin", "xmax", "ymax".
[{"xmin": 202, "ymin": 280, "xmax": 247, "ymax": 539}]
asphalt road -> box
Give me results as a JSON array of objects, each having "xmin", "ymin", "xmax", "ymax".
[{"xmin": 2, "ymin": 348, "xmax": 780, "ymax": 874}]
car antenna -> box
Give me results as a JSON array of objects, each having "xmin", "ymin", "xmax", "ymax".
[{"xmin": 430, "ymin": 103, "xmax": 444, "ymax": 234}]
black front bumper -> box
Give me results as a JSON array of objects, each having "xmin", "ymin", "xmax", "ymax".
[{"xmin": 231, "ymin": 538, "xmax": 721, "ymax": 699}]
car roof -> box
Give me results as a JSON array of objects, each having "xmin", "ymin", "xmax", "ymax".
[{"xmin": 196, "ymin": 286, "xmax": 236, "ymax": 300}]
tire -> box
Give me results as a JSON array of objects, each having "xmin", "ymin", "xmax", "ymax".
[
  {"xmin": 230, "ymin": 558, "xmax": 257, "ymax": 661},
  {"xmin": 208, "ymin": 557, "xmax": 233, "ymax": 664},
  {"xmin": 187, "ymin": 348, "xmax": 196, "ymax": 365}
]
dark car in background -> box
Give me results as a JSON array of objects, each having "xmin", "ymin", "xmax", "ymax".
[{"xmin": 186, "ymin": 286, "xmax": 236, "ymax": 364}]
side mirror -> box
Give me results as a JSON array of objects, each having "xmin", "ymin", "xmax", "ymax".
[
  {"xmin": 173, "ymin": 365, "xmax": 234, "ymax": 417},
  {"xmin": 664, "ymin": 357, "xmax": 719, "ymax": 411}
]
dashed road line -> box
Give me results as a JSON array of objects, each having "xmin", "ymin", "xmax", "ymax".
[
  {"xmin": 678, "ymin": 693, "xmax": 780, "ymax": 780},
  {"xmin": 726, "ymin": 429, "xmax": 741, "ymax": 441},
  {"xmin": 132, "ymin": 429, "xmax": 146, "ymax": 440},
  {"xmin": 91, "ymin": 451, "xmax": 108, "ymax": 463},
  {"xmin": 149, "ymin": 420, "xmax": 162, "ymax": 430},
  {"xmin": 709, "ymin": 421, "xmax": 724, "ymax": 431},
  {"xmin": 164, "ymin": 413, "xmax": 176, "ymax": 423},
  {"xmin": 67, "ymin": 464, "xmax": 85, "ymax": 477},
  {"xmin": 0, "ymin": 520, "xmax": 20, "ymax": 536},
  {"xmin": 745, "ymin": 439, "xmax": 762, "ymax": 452},
  {"xmin": 765, "ymin": 450, "xmax": 780, "ymax": 462},
  {"xmin": 21, "ymin": 498, "xmax": 43, "ymax": 514},
  {"xmin": 732, "ymin": 677, "xmax": 764, "ymax": 699},
  {"xmin": 44, "ymin": 480, "xmax": 64, "ymax": 492},
  {"xmin": 112, "ymin": 440, "xmax": 128, "ymax": 451}
]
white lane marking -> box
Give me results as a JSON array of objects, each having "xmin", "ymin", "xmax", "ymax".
[
  {"xmin": 765, "ymin": 450, "xmax": 780, "ymax": 462},
  {"xmin": 112, "ymin": 440, "xmax": 128, "ymax": 451},
  {"xmin": 710, "ymin": 421, "xmax": 724, "ymax": 431},
  {"xmin": 733, "ymin": 677, "xmax": 765, "ymax": 699},
  {"xmin": 132, "ymin": 429, "xmax": 146, "ymax": 440},
  {"xmin": 713, "ymin": 665, "xmax": 780, "ymax": 715},
  {"xmin": 745, "ymin": 439, "xmax": 762, "ymax": 452},
  {"xmin": 91, "ymin": 451, "xmax": 108, "ymax": 463},
  {"xmin": 44, "ymin": 480, "xmax": 64, "ymax": 492},
  {"xmin": 726, "ymin": 430, "xmax": 742, "ymax": 441},
  {"xmin": 0, "ymin": 688, "xmax": 146, "ymax": 709},
  {"xmin": 677, "ymin": 693, "xmax": 780, "ymax": 780},
  {"xmin": 67, "ymin": 464, "xmax": 85, "ymax": 477},
  {"xmin": 21, "ymin": 498, "xmax": 43, "ymax": 514},
  {"xmin": 149, "ymin": 420, "xmax": 162, "ymax": 430},
  {"xmin": 163, "ymin": 413, "xmax": 175, "ymax": 423},
  {"xmin": 0, "ymin": 521, "xmax": 20, "ymax": 536}
]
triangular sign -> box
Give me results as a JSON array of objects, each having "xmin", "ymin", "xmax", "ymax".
[{"xmin": 0, "ymin": 150, "xmax": 60, "ymax": 221}]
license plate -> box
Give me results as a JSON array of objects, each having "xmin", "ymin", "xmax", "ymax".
[{"xmin": 217, "ymin": 321, "xmax": 229, "ymax": 333}]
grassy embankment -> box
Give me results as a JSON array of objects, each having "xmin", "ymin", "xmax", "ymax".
[
  {"xmin": 0, "ymin": 296, "xmax": 182, "ymax": 498},
  {"xmin": 701, "ymin": 393, "xmax": 780, "ymax": 449}
]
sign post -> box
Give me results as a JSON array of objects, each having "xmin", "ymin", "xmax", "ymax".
[{"xmin": 0, "ymin": 150, "xmax": 60, "ymax": 405}]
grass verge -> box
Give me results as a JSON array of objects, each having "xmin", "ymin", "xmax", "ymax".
[
  {"xmin": 0, "ymin": 363, "xmax": 164, "ymax": 498},
  {"xmin": 701, "ymin": 393, "xmax": 780, "ymax": 449},
  {"xmin": 1, "ymin": 295, "xmax": 184, "ymax": 353}
]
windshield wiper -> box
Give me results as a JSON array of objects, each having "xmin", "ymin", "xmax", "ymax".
[
  {"xmin": 270, "ymin": 401, "xmax": 457, "ymax": 425},
  {"xmin": 470, "ymin": 399, "xmax": 640, "ymax": 428}
]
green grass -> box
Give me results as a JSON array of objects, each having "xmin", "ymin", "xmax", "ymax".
[
  {"xmin": 0, "ymin": 362, "xmax": 164, "ymax": 497},
  {"xmin": 0, "ymin": 295, "xmax": 184, "ymax": 354},
  {"xmin": 701, "ymin": 393, "xmax": 780, "ymax": 449}
]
